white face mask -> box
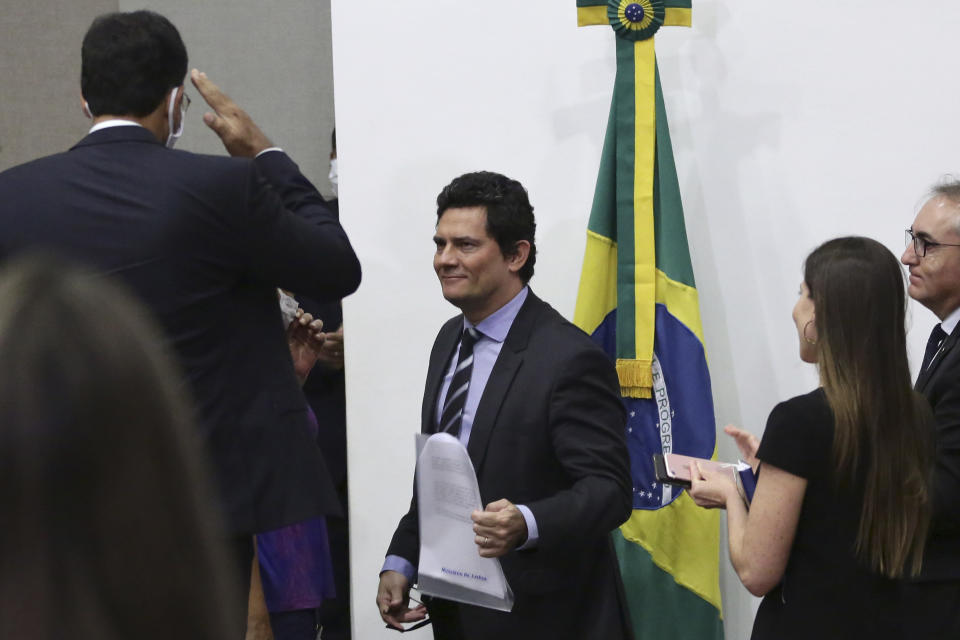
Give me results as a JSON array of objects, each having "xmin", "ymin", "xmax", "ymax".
[
  {"xmin": 82, "ymin": 101, "xmax": 93, "ymax": 119},
  {"xmin": 328, "ymin": 158, "xmax": 338, "ymax": 196},
  {"xmin": 165, "ymin": 87, "xmax": 184, "ymax": 149}
]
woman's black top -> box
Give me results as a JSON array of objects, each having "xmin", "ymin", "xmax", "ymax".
[{"xmin": 751, "ymin": 388, "xmax": 903, "ymax": 639}]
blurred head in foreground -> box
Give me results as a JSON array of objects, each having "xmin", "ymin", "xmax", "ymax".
[{"xmin": 0, "ymin": 253, "xmax": 240, "ymax": 639}]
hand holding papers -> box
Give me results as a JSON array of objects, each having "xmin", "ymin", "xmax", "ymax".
[
  {"xmin": 471, "ymin": 499, "xmax": 528, "ymax": 558},
  {"xmin": 416, "ymin": 433, "xmax": 514, "ymax": 612}
]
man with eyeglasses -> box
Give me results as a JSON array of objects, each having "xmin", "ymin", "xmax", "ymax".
[
  {"xmin": 0, "ymin": 9, "xmax": 360, "ymax": 624},
  {"xmin": 901, "ymin": 179, "xmax": 960, "ymax": 638}
]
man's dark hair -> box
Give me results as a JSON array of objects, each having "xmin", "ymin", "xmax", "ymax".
[
  {"xmin": 436, "ymin": 171, "xmax": 537, "ymax": 283},
  {"xmin": 81, "ymin": 11, "xmax": 188, "ymax": 117}
]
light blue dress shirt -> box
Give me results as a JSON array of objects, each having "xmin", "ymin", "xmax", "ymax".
[{"xmin": 382, "ymin": 287, "xmax": 539, "ymax": 584}]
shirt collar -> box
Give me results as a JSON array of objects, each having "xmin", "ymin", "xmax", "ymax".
[
  {"xmin": 89, "ymin": 120, "xmax": 144, "ymax": 134},
  {"xmin": 465, "ymin": 286, "xmax": 528, "ymax": 343},
  {"xmin": 941, "ymin": 305, "xmax": 960, "ymax": 336}
]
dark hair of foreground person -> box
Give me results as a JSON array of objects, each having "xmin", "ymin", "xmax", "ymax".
[{"xmin": 0, "ymin": 253, "xmax": 242, "ymax": 639}]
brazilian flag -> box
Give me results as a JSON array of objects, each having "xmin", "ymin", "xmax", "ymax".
[{"xmin": 574, "ymin": 1, "xmax": 724, "ymax": 638}]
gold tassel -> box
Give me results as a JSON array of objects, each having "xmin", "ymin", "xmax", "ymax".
[{"xmin": 616, "ymin": 359, "xmax": 653, "ymax": 399}]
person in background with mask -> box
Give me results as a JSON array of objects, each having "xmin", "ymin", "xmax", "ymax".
[
  {"xmin": 328, "ymin": 128, "xmax": 339, "ymax": 209},
  {"xmin": 245, "ymin": 294, "xmax": 338, "ymax": 640},
  {"xmin": 248, "ymin": 128, "xmax": 350, "ymax": 640},
  {"xmin": 0, "ymin": 10, "xmax": 361, "ymax": 626},
  {"xmin": 296, "ymin": 127, "xmax": 352, "ymax": 639}
]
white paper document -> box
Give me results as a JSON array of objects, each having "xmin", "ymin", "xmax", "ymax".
[{"xmin": 415, "ymin": 433, "xmax": 514, "ymax": 612}]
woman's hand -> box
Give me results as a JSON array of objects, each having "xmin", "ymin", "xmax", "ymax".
[
  {"xmin": 688, "ymin": 461, "xmax": 738, "ymax": 509},
  {"xmin": 314, "ymin": 324, "xmax": 345, "ymax": 370},
  {"xmin": 286, "ymin": 309, "xmax": 325, "ymax": 385},
  {"xmin": 724, "ymin": 424, "xmax": 760, "ymax": 472}
]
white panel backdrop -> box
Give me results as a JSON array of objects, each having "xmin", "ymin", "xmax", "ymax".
[
  {"xmin": 127, "ymin": 0, "xmax": 337, "ymax": 196},
  {"xmin": 331, "ymin": 1, "xmax": 960, "ymax": 638}
]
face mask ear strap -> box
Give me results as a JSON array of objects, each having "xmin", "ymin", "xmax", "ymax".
[
  {"xmin": 168, "ymin": 87, "xmax": 182, "ymax": 133},
  {"xmin": 82, "ymin": 101, "xmax": 93, "ymax": 119},
  {"xmin": 165, "ymin": 87, "xmax": 184, "ymax": 149}
]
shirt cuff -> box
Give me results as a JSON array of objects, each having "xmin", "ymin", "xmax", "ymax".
[
  {"xmin": 515, "ymin": 504, "xmax": 539, "ymax": 550},
  {"xmin": 255, "ymin": 147, "xmax": 284, "ymax": 158},
  {"xmin": 382, "ymin": 555, "xmax": 417, "ymax": 585}
]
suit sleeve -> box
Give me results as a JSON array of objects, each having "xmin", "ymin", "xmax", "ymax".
[
  {"xmin": 386, "ymin": 492, "xmax": 420, "ymax": 569},
  {"xmin": 234, "ymin": 151, "xmax": 361, "ymax": 299},
  {"xmin": 525, "ymin": 345, "xmax": 632, "ymax": 554}
]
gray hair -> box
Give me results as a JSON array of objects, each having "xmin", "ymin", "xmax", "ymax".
[
  {"xmin": 931, "ymin": 176, "xmax": 960, "ymax": 204},
  {"xmin": 928, "ymin": 177, "xmax": 960, "ymax": 235}
]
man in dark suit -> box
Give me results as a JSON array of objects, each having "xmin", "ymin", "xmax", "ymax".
[
  {"xmin": 376, "ymin": 171, "xmax": 632, "ymax": 639},
  {"xmin": 0, "ymin": 10, "xmax": 360, "ymax": 594},
  {"xmin": 306, "ymin": 126, "xmax": 353, "ymax": 640},
  {"xmin": 901, "ymin": 179, "xmax": 960, "ymax": 637}
]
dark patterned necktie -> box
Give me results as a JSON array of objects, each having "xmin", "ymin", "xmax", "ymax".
[
  {"xmin": 438, "ymin": 327, "xmax": 480, "ymax": 438},
  {"xmin": 921, "ymin": 324, "xmax": 948, "ymax": 372}
]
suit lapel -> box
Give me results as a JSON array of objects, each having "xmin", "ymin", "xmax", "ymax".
[
  {"xmin": 917, "ymin": 326, "xmax": 960, "ymax": 393},
  {"xmin": 466, "ymin": 348, "xmax": 523, "ymax": 472},
  {"xmin": 466, "ymin": 292, "xmax": 545, "ymax": 473},
  {"xmin": 421, "ymin": 317, "xmax": 462, "ymax": 433}
]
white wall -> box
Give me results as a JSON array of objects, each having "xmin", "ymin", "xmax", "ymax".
[
  {"xmin": 0, "ymin": 0, "xmax": 117, "ymax": 172},
  {"xmin": 332, "ymin": 1, "xmax": 960, "ymax": 638}
]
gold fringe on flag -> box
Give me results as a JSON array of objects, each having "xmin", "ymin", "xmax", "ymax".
[{"xmin": 616, "ymin": 358, "xmax": 653, "ymax": 398}]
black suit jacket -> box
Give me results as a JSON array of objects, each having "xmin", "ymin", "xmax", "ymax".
[
  {"xmin": 0, "ymin": 126, "xmax": 361, "ymax": 534},
  {"xmin": 387, "ymin": 291, "xmax": 632, "ymax": 639},
  {"xmin": 915, "ymin": 324, "xmax": 960, "ymax": 581}
]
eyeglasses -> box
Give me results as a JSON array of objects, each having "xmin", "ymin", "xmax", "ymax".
[
  {"xmin": 905, "ymin": 228, "xmax": 960, "ymax": 258},
  {"xmin": 181, "ymin": 91, "xmax": 191, "ymax": 115}
]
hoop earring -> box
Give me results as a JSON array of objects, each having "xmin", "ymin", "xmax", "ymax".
[{"xmin": 803, "ymin": 319, "xmax": 817, "ymax": 345}]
